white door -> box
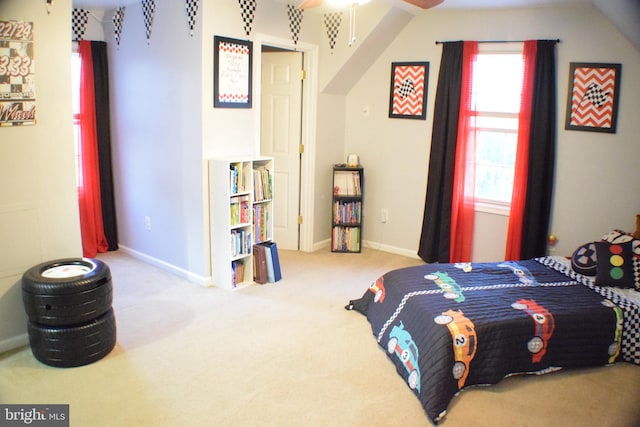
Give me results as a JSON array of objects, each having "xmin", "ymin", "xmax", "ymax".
[{"xmin": 260, "ymin": 51, "xmax": 303, "ymax": 250}]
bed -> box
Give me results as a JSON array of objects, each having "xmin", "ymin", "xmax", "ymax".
[{"xmin": 346, "ymin": 228, "xmax": 640, "ymax": 424}]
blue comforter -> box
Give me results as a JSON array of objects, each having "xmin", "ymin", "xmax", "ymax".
[{"xmin": 347, "ymin": 258, "xmax": 625, "ymax": 424}]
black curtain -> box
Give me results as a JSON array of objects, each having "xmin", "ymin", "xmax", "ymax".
[
  {"xmin": 91, "ymin": 41, "xmax": 118, "ymax": 251},
  {"xmin": 520, "ymin": 40, "xmax": 557, "ymax": 259},
  {"xmin": 417, "ymin": 42, "xmax": 464, "ymax": 263}
]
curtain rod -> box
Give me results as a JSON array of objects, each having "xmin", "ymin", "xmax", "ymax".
[{"xmin": 435, "ymin": 39, "xmax": 560, "ymax": 45}]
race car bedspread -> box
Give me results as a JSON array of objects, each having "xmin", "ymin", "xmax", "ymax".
[{"xmin": 346, "ymin": 257, "xmax": 640, "ymax": 424}]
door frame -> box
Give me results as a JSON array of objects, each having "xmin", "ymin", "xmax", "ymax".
[{"xmin": 254, "ymin": 34, "xmax": 318, "ymax": 253}]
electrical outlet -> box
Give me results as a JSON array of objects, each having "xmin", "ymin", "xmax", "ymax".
[
  {"xmin": 381, "ymin": 208, "xmax": 388, "ymax": 223},
  {"xmin": 144, "ymin": 215, "xmax": 152, "ymax": 231}
]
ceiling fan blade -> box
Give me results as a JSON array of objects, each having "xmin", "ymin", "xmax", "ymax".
[
  {"xmin": 402, "ymin": 0, "xmax": 444, "ymax": 9},
  {"xmin": 298, "ymin": 0, "xmax": 324, "ymax": 9}
]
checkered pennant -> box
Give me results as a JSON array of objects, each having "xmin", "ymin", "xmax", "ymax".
[
  {"xmin": 113, "ymin": 6, "xmax": 125, "ymax": 47},
  {"xmin": 287, "ymin": 4, "xmax": 303, "ymax": 45},
  {"xmin": 185, "ymin": 0, "xmax": 200, "ymax": 36},
  {"xmin": 238, "ymin": 0, "xmax": 257, "ymax": 37},
  {"xmin": 142, "ymin": 0, "xmax": 155, "ymax": 44},
  {"xmin": 581, "ymin": 82, "xmax": 610, "ymax": 108},
  {"xmin": 72, "ymin": 8, "xmax": 89, "ymax": 41},
  {"xmin": 323, "ymin": 12, "xmax": 342, "ymax": 51},
  {"xmin": 397, "ymin": 78, "xmax": 416, "ymax": 99}
]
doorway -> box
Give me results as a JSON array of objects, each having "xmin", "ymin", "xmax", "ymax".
[
  {"xmin": 260, "ymin": 47, "xmax": 303, "ymax": 250},
  {"xmin": 256, "ymin": 36, "xmax": 318, "ymax": 253}
]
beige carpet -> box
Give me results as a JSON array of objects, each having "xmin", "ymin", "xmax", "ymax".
[{"xmin": 1, "ymin": 248, "xmax": 639, "ymax": 426}]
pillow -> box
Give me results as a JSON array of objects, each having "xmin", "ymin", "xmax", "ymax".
[
  {"xmin": 595, "ymin": 241, "xmax": 635, "ymax": 288},
  {"xmin": 602, "ymin": 229, "xmax": 634, "ymax": 244},
  {"xmin": 571, "ymin": 242, "xmax": 598, "ymax": 276}
]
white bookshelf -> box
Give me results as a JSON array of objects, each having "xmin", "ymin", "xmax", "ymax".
[{"xmin": 209, "ymin": 157, "xmax": 273, "ymax": 290}]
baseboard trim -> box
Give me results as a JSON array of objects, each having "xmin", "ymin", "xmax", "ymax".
[
  {"xmin": 0, "ymin": 333, "xmax": 28, "ymax": 354},
  {"xmin": 117, "ymin": 245, "xmax": 212, "ymax": 286},
  {"xmin": 312, "ymin": 238, "xmax": 331, "ymax": 252},
  {"xmin": 116, "ymin": 240, "xmax": 418, "ymax": 288},
  {"xmin": 312, "ymin": 238, "xmax": 419, "ymax": 259},
  {"xmin": 362, "ymin": 240, "xmax": 420, "ymax": 259}
]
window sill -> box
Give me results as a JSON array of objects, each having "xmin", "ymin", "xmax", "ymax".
[{"xmin": 475, "ymin": 201, "xmax": 510, "ymax": 217}]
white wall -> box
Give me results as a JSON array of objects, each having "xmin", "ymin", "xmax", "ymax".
[
  {"xmin": 0, "ymin": 0, "xmax": 81, "ymax": 352},
  {"xmin": 344, "ymin": 4, "xmax": 640, "ymax": 260},
  {"xmin": 105, "ymin": 0, "xmax": 330, "ymax": 281},
  {"xmin": 104, "ymin": 0, "xmax": 205, "ymax": 279}
]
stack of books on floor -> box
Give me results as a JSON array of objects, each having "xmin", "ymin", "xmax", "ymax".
[{"xmin": 253, "ymin": 241, "xmax": 282, "ymax": 284}]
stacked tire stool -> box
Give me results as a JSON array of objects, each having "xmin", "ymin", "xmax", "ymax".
[{"xmin": 21, "ymin": 258, "xmax": 117, "ymax": 368}]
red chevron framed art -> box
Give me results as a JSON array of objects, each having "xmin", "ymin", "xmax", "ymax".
[
  {"xmin": 565, "ymin": 62, "xmax": 621, "ymax": 133},
  {"xmin": 389, "ymin": 62, "xmax": 429, "ymax": 120}
]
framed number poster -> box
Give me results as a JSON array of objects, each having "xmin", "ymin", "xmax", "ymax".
[
  {"xmin": 565, "ymin": 62, "xmax": 621, "ymax": 133},
  {"xmin": 389, "ymin": 62, "xmax": 429, "ymax": 120},
  {"xmin": 0, "ymin": 20, "xmax": 36, "ymax": 126},
  {"xmin": 214, "ymin": 36, "xmax": 252, "ymax": 108}
]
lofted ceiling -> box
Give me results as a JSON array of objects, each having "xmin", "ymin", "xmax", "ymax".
[
  {"xmin": 72, "ymin": 0, "xmax": 591, "ymax": 10},
  {"xmin": 71, "ymin": 0, "xmax": 639, "ymax": 52}
]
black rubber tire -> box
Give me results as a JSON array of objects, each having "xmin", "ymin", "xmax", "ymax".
[
  {"xmin": 22, "ymin": 258, "xmax": 113, "ymax": 326},
  {"xmin": 28, "ymin": 308, "xmax": 117, "ymax": 368}
]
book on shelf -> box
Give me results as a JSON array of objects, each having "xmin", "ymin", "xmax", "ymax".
[
  {"xmin": 253, "ymin": 167, "xmax": 272, "ymax": 201},
  {"xmin": 231, "ymin": 259, "xmax": 245, "ymax": 287},
  {"xmin": 230, "ymin": 163, "xmax": 246, "ymax": 194},
  {"xmin": 332, "ymin": 226, "xmax": 361, "ymax": 252},
  {"xmin": 333, "ymin": 200, "xmax": 362, "ymax": 224},
  {"xmin": 230, "ymin": 196, "xmax": 251, "ymax": 225},
  {"xmin": 230, "ymin": 229, "xmax": 251, "ymax": 258},
  {"xmin": 253, "ymin": 204, "xmax": 271, "ymax": 243},
  {"xmin": 333, "ymin": 170, "xmax": 361, "ymax": 197}
]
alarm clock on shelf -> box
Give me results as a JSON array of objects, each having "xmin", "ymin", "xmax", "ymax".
[{"xmin": 347, "ymin": 153, "xmax": 359, "ymax": 167}]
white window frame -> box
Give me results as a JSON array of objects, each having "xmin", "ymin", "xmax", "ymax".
[{"xmin": 472, "ymin": 43, "xmax": 523, "ymax": 217}]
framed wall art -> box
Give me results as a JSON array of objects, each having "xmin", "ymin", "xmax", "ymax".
[
  {"xmin": 0, "ymin": 20, "xmax": 36, "ymax": 127},
  {"xmin": 565, "ymin": 62, "xmax": 621, "ymax": 133},
  {"xmin": 388, "ymin": 61, "xmax": 429, "ymax": 120},
  {"xmin": 214, "ymin": 36, "xmax": 252, "ymax": 108}
]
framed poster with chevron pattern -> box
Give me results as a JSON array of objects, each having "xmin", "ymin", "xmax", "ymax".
[
  {"xmin": 389, "ymin": 62, "xmax": 429, "ymax": 120},
  {"xmin": 565, "ymin": 62, "xmax": 621, "ymax": 133}
]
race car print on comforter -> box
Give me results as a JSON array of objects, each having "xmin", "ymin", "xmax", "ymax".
[{"xmin": 347, "ymin": 258, "xmax": 628, "ymax": 424}]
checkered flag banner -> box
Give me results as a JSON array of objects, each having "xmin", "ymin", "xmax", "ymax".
[
  {"xmin": 397, "ymin": 79, "xmax": 416, "ymax": 99},
  {"xmin": 72, "ymin": 8, "xmax": 89, "ymax": 41},
  {"xmin": 287, "ymin": 4, "xmax": 303, "ymax": 45},
  {"xmin": 323, "ymin": 12, "xmax": 342, "ymax": 51},
  {"xmin": 185, "ymin": 0, "xmax": 199, "ymax": 36},
  {"xmin": 142, "ymin": 0, "xmax": 155, "ymax": 44},
  {"xmin": 113, "ymin": 6, "xmax": 125, "ymax": 47},
  {"xmin": 238, "ymin": 0, "xmax": 257, "ymax": 37},
  {"xmin": 580, "ymin": 82, "xmax": 610, "ymax": 108}
]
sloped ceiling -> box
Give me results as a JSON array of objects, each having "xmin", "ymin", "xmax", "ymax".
[
  {"xmin": 322, "ymin": 7, "xmax": 414, "ymax": 94},
  {"xmin": 591, "ymin": 0, "xmax": 640, "ymax": 53}
]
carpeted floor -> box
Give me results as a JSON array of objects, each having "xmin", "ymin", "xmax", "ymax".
[{"xmin": 1, "ymin": 248, "xmax": 639, "ymax": 426}]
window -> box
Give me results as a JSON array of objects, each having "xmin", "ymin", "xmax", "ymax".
[{"xmin": 470, "ymin": 47, "xmax": 524, "ymax": 212}]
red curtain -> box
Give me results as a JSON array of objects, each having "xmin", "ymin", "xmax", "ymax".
[
  {"xmin": 78, "ymin": 41, "xmax": 108, "ymax": 257},
  {"xmin": 449, "ymin": 41, "xmax": 478, "ymax": 263},
  {"xmin": 505, "ymin": 41, "xmax": 537, "ymax": 260}
]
